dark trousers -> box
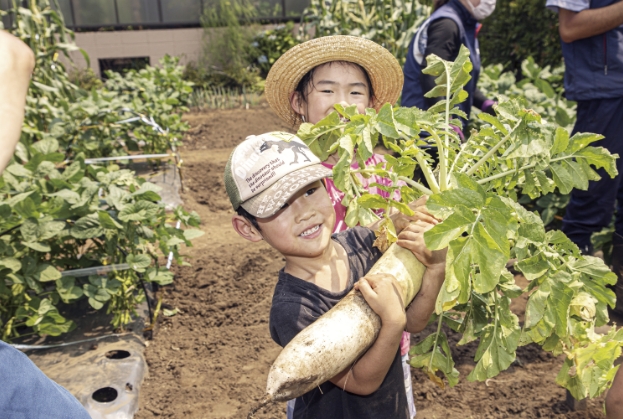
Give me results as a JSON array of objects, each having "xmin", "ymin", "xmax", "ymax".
[{"xmin": 562, "ymin": 97, "xmax": 623, "ymax": 251}]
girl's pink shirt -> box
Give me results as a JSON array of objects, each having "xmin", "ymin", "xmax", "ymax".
[
  {"xmin": 322, "ymin": 153, "xmax": 411, "ymax": 356},
  {"xmin": 322, "ymin": 154, "xmax": 402, "ymax": 234}
]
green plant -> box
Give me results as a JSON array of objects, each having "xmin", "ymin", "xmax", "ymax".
[
  {"xmin": 68, "ymin": 67, "xmax": 103, "ymax": 91},
  {"xmin": 475, "ymin": 57, "xmax": 575, "ymax": 130},
  {"xmin": 200, "ymin": 0, "xmax": 262, "ymax": 88},
  {"xmin": 300, "ymin": 0, "xmax": 431, "ymax": 65},
  {"xmin": 189, "ymin": 86, "xmax": 262, "ymax": 110},
  {"xmin": 297, "ymin": 46, "xmax": 622, "ymax": 399},
  {"xmin": 103, "ymin": 55, "xmax": 194, "ymax": 154},
  {"xmin": 476, "ymin": 58, "xmax": 577, "ymax": 231},
  {"xmin": 478, "ymin": 0, "xmax": 562, "ymax": 75},
  {"xmin": 1, "ymin": 0, "xmax": 203, "ymax": 341},
  {"xmin": 249, "ymin": 22, "xmax": 301, "ymax": 78},
  {"xmin": 0, "ymin": 151, "xmax": 202, "ymax": 339}
]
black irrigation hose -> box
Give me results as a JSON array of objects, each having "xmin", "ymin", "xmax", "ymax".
[{"xmin": 0, "ymin": 224, "xmax": 22, "ymax": 238}]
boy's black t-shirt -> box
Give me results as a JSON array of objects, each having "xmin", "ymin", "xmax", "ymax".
[{"xmin": 269, "ymin": 226, "xmax": 410, "ymax": 419}]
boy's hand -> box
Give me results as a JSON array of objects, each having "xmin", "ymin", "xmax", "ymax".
[
  {"xmin": 396, "ymin": 220, "xmax": 447, "ymax": 269},
  {"xmin": 392, "ymin": 195, "xmax": 439, "ymax": 233},
  {"xmin": 354, "ymin": 273, "xmax": 406, "ymax": 327}
]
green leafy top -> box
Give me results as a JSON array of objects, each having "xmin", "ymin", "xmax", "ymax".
[{"xmin": 297, "ymin": 45, "xmax": 621, "ymax": 399}]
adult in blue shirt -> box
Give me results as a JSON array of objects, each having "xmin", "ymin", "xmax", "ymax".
[
  {"xmin": 546, "ymin": 0, "xmax": 623, "ymax": 314},
  {"xmin": 0, "ymin": 30, "xmax": 91, "ymax": 419},
  {"xmin": 402, "ymin": 0, "xmax": 497, "ymax": 137}
]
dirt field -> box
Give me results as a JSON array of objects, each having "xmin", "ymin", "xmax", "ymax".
[{"xmin": 134, "ymin": 105, "xmax": 609, "ymax": 419}]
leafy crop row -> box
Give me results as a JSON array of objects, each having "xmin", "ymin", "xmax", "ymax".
[{"xmin": 0, "ymin": 1, "xmax": 202, "ymax": 341}]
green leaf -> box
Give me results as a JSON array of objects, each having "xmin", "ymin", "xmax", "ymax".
[
  {"xmin": 23, "ymin": 241, "xmax": 51, "ymax": 252},
  {"xmin": 427, "ymin": 187, "xmax": 485, "ymax": 216},
  {"xmin": 36, "ymin": 318, "xmax": 76, "ymax": 336},
  {"xmin": 127, "ymin": 254, "xmax": 152, "ymax": 272},
  {"xmin": 21, "ymin": 218, "xmax": 66, "ymax": 242},
  {"xmin": 98, "ymin": 211, "xmax": 123, "ymax": 230},
  {"xmin": 443, "ymin": 237, "xmax": 472, "ymax": 309},
  {"xmin": 516, "ymin": 254, "xmax": 549, "ymax": 281},
  {"xmin": 551, "ymin": 127, "xmax": 569, "ymax": 155},
  {"xmin": 471, "ymin": 222, "xmax": 505, "ymax": 293},
  {"xmin": 376, "ymin": 104, "xmax": 400, "ymax": 139},
  {"xmin": 131, "ymin": 182, "xmax": 162, "ymax": 201},
  {"xmin": 525, "ymin": 287, "xmax": 549, "ymax": 328},
  {"xmin": 478, "ymin": 113, "xmax": 508, "ymax": 135},
  {"xmin": 147, "ymin": 267, "xmax": 174, "ymax": 285},
  {"xmin": 118, "ymin": 201, "xmax": 161, "ymax": 222},
  {"xmin": 31, "ymin": 139, "xmax": 60, "ymax": 155},
  {"xmin": 550, "ymin": 162, "xmax": 575, "ymax": 194},
  {"xmin": 424, "ymin": 205, "xmax": 475, "ymax": 250},
  {"xmin": 183, "ymin": 229, "xmax": 205, "ymax": 241},
  {"xmin": 575, "ymin": 147, "xmax": 618, "ymax": 179},
  {"xmin": 357, "ymin": 194, "xmax": 388, "ymax": 210},
  {"xmin": 468, "ymin": 297, "xmax": 519, "ymax": 381},
  {"xmin": 71, "ymin": 214, "xmax": 104, "ymax": 239},
  {"xmin": 36, "ymin": 264, "xmax": 62, "ymax": 282},
  {"xmin": 0, "ymin": 258, "xmax": 21, "ymax": 273},
  {"xmin": 567, "ymin": 132, "xmax": 604, "ymax": 154},
  {"xmin": 56, "ymin": 276, "xmax": 84, "ymax": 302}
]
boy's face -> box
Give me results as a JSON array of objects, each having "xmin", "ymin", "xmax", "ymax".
[
  {"xmin": 255, "ymin": 180, "xmax": 336, "ymax": 260},
  {"xmin": 299, "ymin": 62, "xmax": 372, "ymax": 125}
]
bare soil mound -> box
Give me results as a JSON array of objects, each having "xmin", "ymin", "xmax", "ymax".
[{"xmin": 135, "ymin": 105, "xmax": 607, "ymax": 419}]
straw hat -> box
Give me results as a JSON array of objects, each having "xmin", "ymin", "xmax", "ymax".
[{"xmin": 265, "ymin": 35, "xmax": 404, "ymax": 126}]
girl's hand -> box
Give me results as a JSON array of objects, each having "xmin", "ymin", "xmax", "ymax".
[
  {"xmin": 392, "ymin": 195, "xmax": 439, "ymax": 233},
  {"xmin": 355, "ymin": 273, "xmax": 406, "ymax": 327},
  {"xmin": 396, "ymin": 220, "xmax": 447, "ymax": 269}
]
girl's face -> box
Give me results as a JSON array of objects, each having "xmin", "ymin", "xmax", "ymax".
[{"xmin": 291, "ymin": 62, "xmax": 373, "ymax": 125}]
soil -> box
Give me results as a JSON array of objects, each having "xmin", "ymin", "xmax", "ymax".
[{"xmin": 135, "ymin": 105, "xmax": 609, "ymax": 419}]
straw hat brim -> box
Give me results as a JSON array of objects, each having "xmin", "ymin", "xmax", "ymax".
[{"xmin": 265, "ymin": 35, "xmax": 404, "ymax": 126}]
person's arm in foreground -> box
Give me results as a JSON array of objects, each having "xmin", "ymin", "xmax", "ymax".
[
  {"xmin": 558, "ymin": 3, "xmax": 623, "ymax": 43},
  {"xmin": 328, "ymin": 273, "xmax": 406, "ymax": 395},
  {"xmin": 0, "ymin": 30, "xmax": 34, "ymax": 172},
  {"xmin": 606, "ymin": 364, "xmax": 623, "ymax": 418}
]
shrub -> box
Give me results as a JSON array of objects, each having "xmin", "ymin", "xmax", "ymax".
[
  {"xmin": 478, "ymin": 0, "xmax": 562, "ymax": 75},
  {"xmin": 1, "ymin": 0, "xmax": 202, "ymax": 341},
  {"xmin": 249, "ymin": 22, "xmax": 301, "ymax": 78}
]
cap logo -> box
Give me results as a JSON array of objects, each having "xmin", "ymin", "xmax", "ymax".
[
  {"xmin": 227, "ymin": 132, "xmax": 331, "ymax": 216},
  {"xmin": 259, "ymin": 140, "xmax": 311, "ymax": 165}
]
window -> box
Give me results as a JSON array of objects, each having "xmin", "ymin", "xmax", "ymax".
[
  {"xmin": 99, "ymin": 57, "xmax": 150, "ymax": 78},
  {"xmin": 160, "ymin": 0, "xmax": 201, "ymax": 23},
  {"xmin": 118, "ymin": 0, "xmax": 161, "ymax": 24},
  {"xmin": 72, "ymin": 0, "xmax": 116, "ymax": 27}
]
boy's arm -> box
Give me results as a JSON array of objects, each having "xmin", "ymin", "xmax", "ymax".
[
  {"xmin": 0, "ymin": 31, "xmax": 35, "ymax": 173},
  {"xmin": 395, "ymin": 220, "xmax": 447, "ymax": 334},
  {"xmin": 328, "ymin": 273, "xmax": 406, "ymax": 396}
]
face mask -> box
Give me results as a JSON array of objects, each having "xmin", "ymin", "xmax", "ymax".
[{"xmin": 466, "ymin": 0, "xmax": 496, "ymax": 20}]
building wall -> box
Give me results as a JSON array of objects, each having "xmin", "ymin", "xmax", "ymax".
[{"xmin": 64, "ymin": 28, "xmax": 204, "ymax": 76}]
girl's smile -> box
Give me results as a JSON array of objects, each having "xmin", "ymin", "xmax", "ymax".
[{"xmin": 291, "ymin": 62, "xmax": 373, "ymax": 125}]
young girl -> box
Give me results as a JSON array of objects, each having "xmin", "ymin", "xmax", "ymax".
[{"xmin": 265, "ymin": 35, "xmax": 423, "ymax": 419}]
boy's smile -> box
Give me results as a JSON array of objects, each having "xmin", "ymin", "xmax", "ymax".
[{"xmin": 256, "ymin": 180, "xmax": 337, "ymax": 265}]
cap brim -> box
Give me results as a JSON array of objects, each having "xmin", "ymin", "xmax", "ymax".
[
  {"xmin": 241, "ymin": 164, "xmax": 333, "ymax": 218},
  {"xmin": 265, "ymin": 35, "xmax": 404, "ymax": 126}
]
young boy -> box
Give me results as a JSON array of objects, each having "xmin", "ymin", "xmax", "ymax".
[{"xmin": 226, "ymin": 131, "xmax": 446, "ymax": 418}]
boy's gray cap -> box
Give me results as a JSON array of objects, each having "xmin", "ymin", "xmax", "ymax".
[{"xmin": 224, "ymin": 132, "xmax": 332, "ymax": 218}]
